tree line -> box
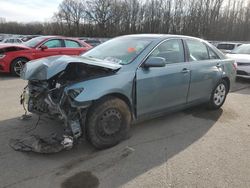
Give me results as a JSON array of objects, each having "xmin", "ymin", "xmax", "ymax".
[{"xmin": 0, "ymin": 0, "xmax": 250, "ymax": 41}]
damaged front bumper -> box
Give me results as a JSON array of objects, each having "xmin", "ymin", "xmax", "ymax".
[
  {"xmin": 21, "ymin": 84, "xmax": 91, "ymax": 140},
  {"xmin": 18, "ymin": 84, "xmax": 91, "ymax": 153}
]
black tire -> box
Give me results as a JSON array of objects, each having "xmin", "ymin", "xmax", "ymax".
[
  {"xmin": 11, "ymin": 58, "xmax": 28, "ymax": 76},
  {"xmin": 86, "ymin": 97, "xmax": 131, "ymax": 149},
  {"xmin": 208, "ymin": 79, "xmax": 228, "ymax": 110}
]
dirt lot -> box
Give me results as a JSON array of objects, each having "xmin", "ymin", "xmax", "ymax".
[{"xmin": 0, "ymin": 73, "xmax": 250, "ymax": 188}]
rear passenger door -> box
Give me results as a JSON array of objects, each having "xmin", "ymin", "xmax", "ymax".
[{"xmin": 185, "ymin": 39, "xmax": 222, "ymax": 103}]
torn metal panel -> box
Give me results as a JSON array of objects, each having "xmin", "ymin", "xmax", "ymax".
[
  {"xmin": 19, "ymin": 58, "xmax": 119, "ymax": 146},
  {"xmin": 9, "ymin": 135, "xmax": 74, "ymax": 154}
]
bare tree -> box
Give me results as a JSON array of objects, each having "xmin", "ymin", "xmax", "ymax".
[
  {"xmin": 56, "ymin": 0, "xmax": 85, "ymax": 36},
  {"xmin": 2, "ymin": 0, "xmax": 250, "ymax": 41}
]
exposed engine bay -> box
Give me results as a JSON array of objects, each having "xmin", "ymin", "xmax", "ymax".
[{"xmin": 21, "ymin": 63, "xmax": 115, "ymax": 146}]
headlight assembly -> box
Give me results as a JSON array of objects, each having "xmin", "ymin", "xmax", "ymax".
[
  {"xmin": 68, "ymin": 88, "xmax": 84, "ymax": 99},
  {"xmin": 0, "ymin": 54, "xmax": 5, "ymax": 59}
]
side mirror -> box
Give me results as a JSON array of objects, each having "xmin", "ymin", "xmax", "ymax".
[
  {"xmin": 40, "ymin": 45, "xmax": 48, "ymax": 51},
  {"xmin": 144, "ymin": 57, "xmax": 166, "ymax": 68}
]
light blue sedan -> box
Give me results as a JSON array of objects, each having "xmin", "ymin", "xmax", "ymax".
[{"xmin": 21, "ymin": 34, "xmax": 236, "ymax": 149}]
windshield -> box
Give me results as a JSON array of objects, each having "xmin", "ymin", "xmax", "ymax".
[
  {"xmin": 81, "ymin": 36, "xmax": 154, "ymax": 65},
  {"xmin": 231, "ymin": 44, "xmax": 250, "ymax": 54},
  {"xmin": 24, "ymin": 36, "xmax": 47, "ymax": 48}
]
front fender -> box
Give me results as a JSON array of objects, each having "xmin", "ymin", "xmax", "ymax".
[{"xmin": 66, "ymin": 71, "xmax": 135, "ymax": 105}]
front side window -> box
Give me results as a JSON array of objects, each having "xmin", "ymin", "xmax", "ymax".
[
  {"xmin": 149, "ymin": 39, "xmax": 185, "ymax": 64},
  {"xmin": 43, "ymin": 39, "xmax": 63, "ymax": 48},
  {"xmin": 186, "ymin": 39, "xmax": 209, "ymax": 61},
  {"xmin": 65, "ymin": 40, "xmax": 81, "ymax": 48}
]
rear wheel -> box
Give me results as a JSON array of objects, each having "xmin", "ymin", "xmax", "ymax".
[
  {"xmin": 86, "ymin": 97, "xmax": 131, "ymax": 149},
  {"xmin": 208, "ymin": 80, "xmax": 228, "ymax": 110},
  {"xmin": 11, "ymin": 58, "xmax": 28, "ymax": 76}
]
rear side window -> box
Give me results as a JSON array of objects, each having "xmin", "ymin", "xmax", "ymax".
[
  {"xmin": 65, "ymin": 40, "xmax": 81, "ymax": 48},
  {"xmin": 149, "ymin": 39, "xmax": 185, "ymax": 64},
  {"xmin": 186, "ymin": 39, "xmax": 209, "ymax": 61},
  {"xmin": 43, "ymin": 39, "xmax": 63, "ymax": 48}
]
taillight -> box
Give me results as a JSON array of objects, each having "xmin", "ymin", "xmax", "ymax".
[{"xmin": 233, "ymin": 61, "xmax": 237, "ymax": 70}]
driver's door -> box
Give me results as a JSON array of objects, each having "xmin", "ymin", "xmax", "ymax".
[
  {"xmin": 33, "ymin": 39, "xmax": 63, "ymax": 59},
  {"xmin": 136, "ymin": 39, "xmax": 191, "ymax": 117}
]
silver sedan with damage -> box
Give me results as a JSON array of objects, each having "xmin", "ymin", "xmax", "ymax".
[{"xmin": 21, "ymin": 34, "xmax": 236, "ymax": 149}]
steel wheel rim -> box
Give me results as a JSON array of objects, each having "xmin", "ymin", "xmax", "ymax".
[
  {"xmin": 213, "ymin": 84, "xmax": 226, "ymax": 106},
  {"xmin": 14, "ymin": 60, "xmax": 24, "ymax": 76},
  {"xmin": 98, "ymin": 108, "xmax": 122, "ymax": 137}
]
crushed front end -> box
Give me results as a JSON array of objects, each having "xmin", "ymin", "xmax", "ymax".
[
  {"xmin": 24, "ymin": 78, "xmax": 85, "ymax": 139},
  {"xmin": 20, "ymin": 56, "xmax": 121, "ymax": 150}
]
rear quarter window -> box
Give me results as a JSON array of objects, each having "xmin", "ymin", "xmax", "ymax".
[{"xmin": 207, "ymin": 47, "xmax": 220, "ymax": 59}]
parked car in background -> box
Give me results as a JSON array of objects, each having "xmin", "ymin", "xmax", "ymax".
[
  {"xmin": 226, "ymin": 44, "xmax": 250, "ymax": 78},
  {"xmin": 217, "ymin": 42, "xmax": 242, "ymax": 53},
  {"xmin": 1, "ymin": 38, "xmax": 23, "ymax": 44},
  {"xmin": 21, "ymin": 35, "xmax": 41, "ymax": 42},
  {"xmin": 0, "ymin": 36, "xmax": 92, "ymax": 76},
  {"xmin": 208, "ymin": 41, "xmax": 219, "ymax": 47},
  {"xmin": 21, "ymin": 34, "xmax": 236, "ymax": 149},
  {"xmin": 79, "ymin": 38, "xmax": 102, "ymax": 47}
]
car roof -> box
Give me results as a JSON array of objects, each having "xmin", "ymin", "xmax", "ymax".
[
  {"xmin": 119, "ymin": 34, "xmax": 206, "ymax": 41},
  {"xmin": 33, "ymin": 36, "xmax": 83, "ymax": 41},
  {"xmin": 239, "ymin": 43, "xmax": 250, "ymax": 46}
]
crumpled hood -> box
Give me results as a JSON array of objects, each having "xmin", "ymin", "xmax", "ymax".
[
  {"xmin": 21, "ymin": 55, "xmax": 122, "ymax": 80},
  {"xmin": 0, "ymin": 43, "xmax": 30, "ymax": 49}
]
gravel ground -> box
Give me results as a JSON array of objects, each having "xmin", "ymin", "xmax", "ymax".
[{"xmin": 0, "ymin": 73, "xmax": 249, "ymax": 188}]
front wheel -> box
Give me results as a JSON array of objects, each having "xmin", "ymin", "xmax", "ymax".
[
  {"xmin": 11, "ymin": 58, "xmax": 28, "ymax": 76},
  {"xmin": 208, "ymin": 80, "xmax": 228, "ymax": 110},
  {"xmin": 86, "ymin": 97, "xmax": 131, "ymax": 149}
]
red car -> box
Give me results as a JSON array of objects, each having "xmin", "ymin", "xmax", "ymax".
[{"xmin": 0, "ymin": 36, "xmax": 92, "ymax": 76}]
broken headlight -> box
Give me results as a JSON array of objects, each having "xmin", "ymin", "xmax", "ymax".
[{"xmin": 68, "ymin": 88, "xmax": 84, "ymax": 99}]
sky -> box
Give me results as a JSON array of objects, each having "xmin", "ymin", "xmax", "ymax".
[{"xmin": 0, "ymin": 0, "xmax": 63, "ymax": 23}]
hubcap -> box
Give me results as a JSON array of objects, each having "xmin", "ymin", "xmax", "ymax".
[
  {"xmin": 213, "ymin": 84, "xmax": 226, "ymax": 106},
  {"xmin": 14, "ymin": 60, "xmax": 25, "ymax": 76},
  {"xmin": 98, "ymin": 109, "xmax": 122, "ymax": 137}
]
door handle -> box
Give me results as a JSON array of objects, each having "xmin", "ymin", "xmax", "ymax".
[
  {"xmin": 216, "ymin": 63, "xmax": 222, "ymax": 68},
  {"xmin": 181, "ymin": 68, "xmax": 190, "ymax": 73}
]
